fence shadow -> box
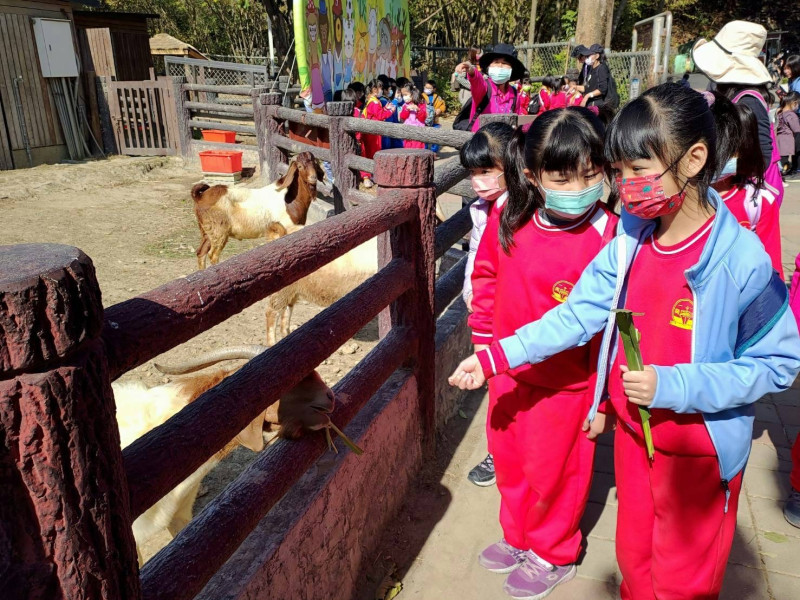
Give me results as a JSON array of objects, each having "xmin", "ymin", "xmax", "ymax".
[{"xmin": 351, "ymin": 387, "xmax": 486, "ymax": 599}]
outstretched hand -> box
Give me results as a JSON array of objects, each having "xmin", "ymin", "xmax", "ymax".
[
  {"xmin": 448, "ymin": 354, "xmax": 485, "ymax": 390},
  {"xmin": 455, "ymin": 62, "xmax": 475, "ymax": 77}
]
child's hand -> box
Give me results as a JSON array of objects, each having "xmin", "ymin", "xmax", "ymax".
[
  {"xmin": 466, "ymin": 296, "xmax": 474, "ymax": 312},
  {"xmin": 582, "ymin": 412, "xmax": 616, "ymax": 441},
  {"xmin": 448, "ymin": 354, "xmax": 485, "ymax": 390},
  {"xmin": 620, "ymin": 365, "xmax": 657, "ymax": 406},
  {"xmin": 407, "ymin": 103, "xmax": 418, "ymax": 111}
]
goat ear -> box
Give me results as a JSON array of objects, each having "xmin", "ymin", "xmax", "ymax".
[
  {"xmin": 275, "ymin": 161, "xmax": 298, "ymax": 191},
  {"xmin": 235, "ymin": 411, "xmax": 267, "ymax": 452}
]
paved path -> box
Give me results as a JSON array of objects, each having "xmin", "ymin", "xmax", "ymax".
[{"xmin": 383, "ymin": 182, "xmax": 800, "ymax": 600}]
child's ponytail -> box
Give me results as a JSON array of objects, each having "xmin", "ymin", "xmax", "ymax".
[{"xmin": 499, "ymin": 127, "xmax": 542, "ymax": 254}]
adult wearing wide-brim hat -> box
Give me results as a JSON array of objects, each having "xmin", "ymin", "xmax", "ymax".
[
  {"xmin": 455, "ymin": 43, "xmax": 527, "ymax": 132},
  {"xmin": 692, "ymin": 20, "xmax": 781, "ymax": 185}
]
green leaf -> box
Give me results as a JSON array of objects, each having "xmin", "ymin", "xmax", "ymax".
[
  {"xmin": 458, "ymin": 409, "xmax": 468, "ymax": 419},
  {"xmin": 613, "ymin": 309, "xmax": 655, "ymax": 461},
  {"xmin": 763, "ymin": 531, "xmax": 789, "ymax": 543}
]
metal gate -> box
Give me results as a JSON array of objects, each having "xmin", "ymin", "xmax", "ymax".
[{"xmin": 107, "ymin": 78, "xmax": 178, "ymax": 156}]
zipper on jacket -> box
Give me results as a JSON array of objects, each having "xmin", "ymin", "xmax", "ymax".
[
  {"xmin": 687, "ymin": 270, "xmax": 730, "ymax": 512},
  {"xmin": 721, "ymin": 479, "xmax": 731, "ymax": 513}
]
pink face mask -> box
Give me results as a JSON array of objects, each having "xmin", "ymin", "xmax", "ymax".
[
  {"xmin": 471, "ymin": 172, "xmax": 505, "ymax": 201},
  {"xmin": 616, "ymin": 171, "xmax": 687, "ymax": 219}
]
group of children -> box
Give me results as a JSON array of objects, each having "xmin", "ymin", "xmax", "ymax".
[
  {"xmin": 518, "ymin": 75, "xmax": 584, "ymax": 115},
  {"xmin": 336, "ymin": 77, "xmax": 446, "ymax": 188},
  {"xmin": 449, "ymin": 82, "xmax": 800, "ymax": 600}
]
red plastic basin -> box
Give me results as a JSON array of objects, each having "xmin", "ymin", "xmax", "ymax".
[
  {"xmin": 198, "ymin": 150, "xmax": 243, "ymax": 174},
  {"xmin": 201, "ymin": 129, "xmax": 237, "ymax": 143}
]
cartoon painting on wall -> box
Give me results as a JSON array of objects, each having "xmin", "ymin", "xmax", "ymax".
[{"xmin": 295, "ymin": 0, "xmax": 410, "ymax": 107}]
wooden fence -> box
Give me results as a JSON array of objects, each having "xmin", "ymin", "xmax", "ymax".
[
  {"xmin": 170, "ymin": 78, "xmax": 518, "ymax": 214},
  {"xmin": 108, "ymin": 78, "xmax": 180, "ymax": 156},
  {"xmin": 0, "ymin": 77, "xmax": 522, "ymax": 598}
]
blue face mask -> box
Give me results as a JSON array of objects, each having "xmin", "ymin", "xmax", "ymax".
[
  {"xmin": 540, "ymin": 180, "xmax": 604, "ymax": 216},
  {"xmin": 488, "ymin": 66, "xmax": 513, "ymax": 84},
  {"xmin": 713, "ymin": 157, "xmax": 737, "ymax": 182}
]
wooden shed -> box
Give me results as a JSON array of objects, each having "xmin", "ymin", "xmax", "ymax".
[
  {"xmin": 0, "ymin": 0, "xmax": 77, "ymax": 169},
  {"xmin": 73, "ymin": 9, "xmax": 157, "ymax": 82}
]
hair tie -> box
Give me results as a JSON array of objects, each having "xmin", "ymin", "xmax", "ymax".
[
  {"xmin": 587, "ymin": 105, "xmax": 599, "ymax": 116},
  {"xmin": 700, "ymin": 90, "xmax": 716, "ymax": 107}
]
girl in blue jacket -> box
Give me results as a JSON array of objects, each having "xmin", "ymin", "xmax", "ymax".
[{"xmin": 449, "ymin": 83, "xmax": 800, "ymax": 600}]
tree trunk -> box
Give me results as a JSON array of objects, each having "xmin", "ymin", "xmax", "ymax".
[
  {"xmin": 575, "ymin": 0, "xmax": 614, "ymax": 47},
  {"xmin": 527, "ymin": 0, "xmax": 539, "ymax": 68},
  {"xmin": 612, "ymin": 0, "xmax": 628, "ymax": 42}
]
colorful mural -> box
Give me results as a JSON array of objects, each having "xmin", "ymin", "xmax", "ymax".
[{"xmin": 294, "ymin": 0, "xmax": 410, "ymax": 108}]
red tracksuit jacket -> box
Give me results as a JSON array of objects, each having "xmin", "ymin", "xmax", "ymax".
[{"xmin": 469, "ymin": 202, "xmax": 619, "ymax": 392}]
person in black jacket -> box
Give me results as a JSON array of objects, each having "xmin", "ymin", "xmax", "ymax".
[
  {"xmin": 581, "ymin": 44, "xmax": 615, "ymax": 108},
  {"xmin": 571, "ymin": 44, "xmax": 590, "ymax": 87}
]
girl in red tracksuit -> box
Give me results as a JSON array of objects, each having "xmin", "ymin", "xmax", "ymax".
[
  {"xmin": 470, "ymin": 107, "xmax": 618, "ymax": 599},
  {"xmin": 710, "ymin": 92, "xmax": 784, "ymax": 278},
  {"xmin": 398, "ymin": 86, "xmax": 427, "ymax": 149},
  {"xmin": 361, "ymin": 79, "xmax": 396, "ymax": 188}
]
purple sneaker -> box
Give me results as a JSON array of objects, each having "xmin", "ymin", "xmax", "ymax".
[
  {"xmin": 478, "ymin": 539, "xmax": 527, "ymax": 573},
  {"xmin": 503, "ymin": 551, "xmax": 576, "ymax": 599}
]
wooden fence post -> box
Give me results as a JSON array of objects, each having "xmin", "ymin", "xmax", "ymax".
[
  {"xmin": 326, "ymin": 100, "xmax": 357, "ymax": 213},
  {"xmin": 96, "ymin": 75, "xmax": 118, "ymax": 154},
  {"xmin": 250, "ymin": 87, "xmax": 269, "ymax": 179},
  {"xmin": 171, "ymin": 76, "xmax": 192, "ymax": 160},
  {"xmin": 261, "ymin": 92, "xmax": 288, "ymax": 182},
  {"xmin": 478, "ymin": 113, "xmax": 518, "ymax": 128},
  {"xmin": 374, "ymin": 150, "xmax": 437, "ymax": 448},
  {"xmin": 0, "ymin": 244, "xmax": 140, "ymax": 600}
]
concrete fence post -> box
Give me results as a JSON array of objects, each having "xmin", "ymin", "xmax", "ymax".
[
  {"xmin": 374, "ymin": 150, "xmax": 437, "ymax": 449},
  {"xmin": 0, "ymin": 244, "xmax": 140, "ymax": 600},
  {"xmin": 262, "ymin": 92, "xmax": 288, "ymax": 183},
  {"xmin": 326, "ymin": 100, "xmax": 358, "ymax": 213}
]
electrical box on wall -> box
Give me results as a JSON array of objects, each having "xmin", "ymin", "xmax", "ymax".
[{"xmin": 32, "ymin": 18, "xmax": 79, "ymax": 78}]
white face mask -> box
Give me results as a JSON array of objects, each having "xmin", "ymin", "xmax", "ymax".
[
  {"xmin": 402, "ymin": 95, "xmax": 412, "ymax": 103},
  {"xmin": 424, "ymin": 88, "xmax": 434, "ymax": 96},
  {"xmin": 586, "ymin": 56, "xmax": 595, "ymax": 66}
]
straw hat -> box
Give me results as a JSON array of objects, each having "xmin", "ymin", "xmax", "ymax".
[{"xmin": 692, "ymin": 21, "xmax": 770, "ymax": 85}]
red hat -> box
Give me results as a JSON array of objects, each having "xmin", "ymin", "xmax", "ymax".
[{"xmin": 332, "ymin": 0, "xmax": 342, "ymax": 16}]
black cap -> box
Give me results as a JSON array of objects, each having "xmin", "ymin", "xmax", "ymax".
[
  {"xmin": 587, "ymin": 43, "xmax": 604, "ymax": 55},
  {"xmin": 478, "ymin": 43, "xmax": 527, "ymax": 81},
  {"xmin": 571, "ymin": 44, "xmax": 589, "ymax": 58}
]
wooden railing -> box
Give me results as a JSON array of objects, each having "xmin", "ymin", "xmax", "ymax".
[{"xmin": 0, "ymin": 149, "xmax": 440, "ymax": 600}]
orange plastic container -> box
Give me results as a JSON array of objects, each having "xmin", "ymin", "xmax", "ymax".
[
  {"xmin": 201, "ymin": 129, "xmax": 237, "ymax": 143},
  {"xmin": 198, "ymin": 150, "xmax": 243, "ymax": 174}
]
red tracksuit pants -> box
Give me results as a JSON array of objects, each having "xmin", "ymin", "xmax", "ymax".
[
  {"xmin": 791, "ymin": 436, "xmax": 800, "ymax": 492},
  {"xmin": 615, "ymin": 424, "xmax": 743, "ymax": 600},
  {"xmin": 487, "ymin": 374, "xmax": 595, "ymax": 566}
]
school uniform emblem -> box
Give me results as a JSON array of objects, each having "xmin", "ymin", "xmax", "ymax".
[
  {"xmin": 551, "ymin": 280, "xmax": 574, "ymax": 303},
  {"xmin": 669, "ymin": 298, "xmax": 694, "ymax": 330}
]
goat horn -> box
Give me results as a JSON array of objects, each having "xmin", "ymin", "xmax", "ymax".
[{"xmin": 154, "ymin": 345, "xmax": 268, "ymax": 374}]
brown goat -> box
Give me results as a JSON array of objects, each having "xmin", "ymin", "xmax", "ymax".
[{"xmin": 192, "ymin": 152, "xmax": 323, "ymax": 269}]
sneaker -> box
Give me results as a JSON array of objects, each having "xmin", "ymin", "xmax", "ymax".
[
  {"xmin": 503, "ymin": 552, "xmax": 576, "ymax": 600},
  {"xmin": 784, "ymin": 171, "xmax": 800, "ymax": 182},
  {"xmin": 478, "ymin": 539, "xmax": 527, "ymax": 574},
  {"xmin": 468, "ymin": 453, "xmax": 496, "ymax": 486},
  {"xmin": 784, "ymin": 487, "xmax": 800, "ymax": 528}
]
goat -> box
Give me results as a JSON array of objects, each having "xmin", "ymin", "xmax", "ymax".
[
  {"xmin": 114, "ymin": 345, "xmax": 335, "ymax": 565},
  {"xmin": 192, "ymin": 152, "xmax": 324, "ymax": 269},
  {"xmin": 264, "ymin": 225, "xmax": 378, "ymax": 346}
]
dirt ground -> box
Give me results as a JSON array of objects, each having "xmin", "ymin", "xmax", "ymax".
[{"xmin": 0, "ymin": 155, "xmax": 380, "ymax": 563}]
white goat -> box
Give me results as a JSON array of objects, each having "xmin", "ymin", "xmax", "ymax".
[
  {"xmin": 192, "ymin": 152, "xmax": 323, "ymax": 269},
  {"xmin": 113, "ymin": 346, "xmax": 335, "ymax": 565},
  {"xmin": 265, "ymin": 225, "xmax": 378, "ymax": 345}
]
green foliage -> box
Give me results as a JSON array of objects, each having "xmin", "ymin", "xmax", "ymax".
[{"xmin": 560, "ymin": 9, "xmax": 577, "ymax": 40}]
